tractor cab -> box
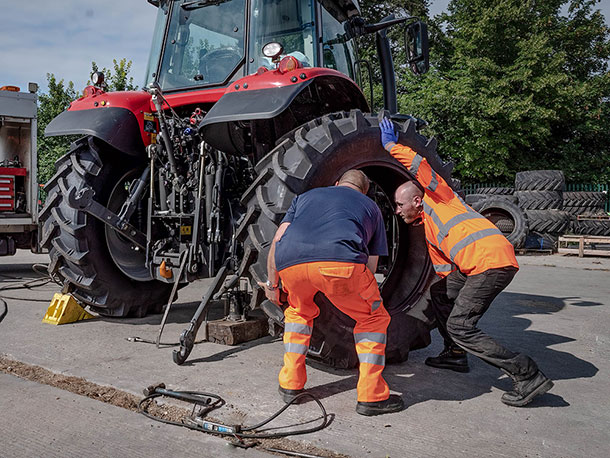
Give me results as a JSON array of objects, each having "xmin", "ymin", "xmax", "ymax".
[{"xmin": 144, "ymin": 0, "xmax": 425, "ymax": 94}]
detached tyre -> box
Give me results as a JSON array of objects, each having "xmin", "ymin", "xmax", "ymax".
[
  {"xmin": 525, "ymin": 210, "xmax": 571, "ymax": 235},
  {"xmin": 40, "ymin": 137, "xmax": 172, "ymax": 317},
  {"xmin": 571, "ymin": 220, "xmax": 610, "ymax": 236},
  {"xmin": 477, "ymin": 186, "xmax": 514, "ymax": 195},
  {"xmin": 515, "ymin": 190, "xmax": 563, "ymax": 210},
  {"xmin": 515, "ymin": 170, "xmax": 565, "ymax": 191},
  {"xmin": 472, "ymin": 198, "xmax": 528, "ymax": 248},
  {"xmin": 243, "ymin": 110, "xmax": 456, "ymax": 368}
]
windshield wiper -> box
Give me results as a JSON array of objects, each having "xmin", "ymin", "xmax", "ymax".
[{"xmin": 181, "ymin": 0, "xmax": 230, "ymax": 10}]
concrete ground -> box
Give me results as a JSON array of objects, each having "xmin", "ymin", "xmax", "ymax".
[{"xmin": 1, "ymin": 251, "xmax": 609, "ymax": 457}]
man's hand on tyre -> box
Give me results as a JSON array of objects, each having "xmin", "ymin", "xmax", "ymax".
[{"xmin": 380, "ymin": 118, "xmax": 398, "ymax": 150}]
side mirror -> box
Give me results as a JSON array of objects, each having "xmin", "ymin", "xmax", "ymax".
[{"xmin": 405, "ymin": 21, "xmax": 429, "ymax": 75}]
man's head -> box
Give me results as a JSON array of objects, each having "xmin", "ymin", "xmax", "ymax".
[
  {"xmin": 395, "ymin": 181, "xmax": 424, "ymax": 224},
  {"xmin": 336, "ymin": 169, "xmax": 370, "ymax": 195}
]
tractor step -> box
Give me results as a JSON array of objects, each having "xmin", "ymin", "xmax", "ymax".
[{"xmin": 206, "ymin": 317, "xmax": 268, "ymax": 345}]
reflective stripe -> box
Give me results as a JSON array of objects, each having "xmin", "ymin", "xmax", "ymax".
[
  {"xmin": 358, "ymin": 353, "xmax": 385, "ymax": 366},
  {"xmin": 284, "ymin": 342, "xmax": 308, "ymax": 355},
  {"xmin": 436, "ymin": 212, "xmax": 487, "ymax": 246},
  {"xmin": 449, "ymin": 227, "xmax": 502, "ymax": 261},
  {"xmin": 354, "ymin": 332, "xmax": 387, "ymax": 345},
  {"xmin": 434, "ymin": 263, "xmax": 454, "ymax": 273},
  {"xmin": 284, "ymin": 322, "xmax": 312, "ymax": 335},
  {"xmin": 427, "ymin": 169, "xmax": 439, "ymax": 192},
  {"xmin": 371, "ymin": 300, "xmax": 382, "ymax": 312},
  {"xmin": 423, "ymin": 202, "xmax": 443, "ymax": 234},
  {"xmin": 410, "ymin": 154, "xmax": 423, "ymax": 176}
]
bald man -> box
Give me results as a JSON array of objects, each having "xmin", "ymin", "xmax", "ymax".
[
  {"xmin": 382, "ymin": 119, "xmax": 552, "ymax": 407},
  {"xmin": 260, "ymin": 169, "xmax": 404, "ymax": 416}
]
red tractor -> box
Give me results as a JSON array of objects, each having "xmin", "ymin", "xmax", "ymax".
[{"xmin": 42, "ymin": 0, "xmax": 456, "ymax": 366}]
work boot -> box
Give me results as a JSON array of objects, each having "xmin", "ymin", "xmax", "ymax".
[
  {"xmin": 425, "ymin": 346, "xmax": 469, "ymax": 373},
  {"xmin": 501, "ymin": 370, "xmax": 554, "ymax": 407},
  {"xmin": 356, "ymin": 394, "xmax": 404, "ymax": 416},
  {"xmin": 278, "ymin": 386, "xmax": 305, "ymax": 404}
]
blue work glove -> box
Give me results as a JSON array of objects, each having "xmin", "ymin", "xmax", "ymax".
[{"xmin": 380, "ymin": 118, "xmax": 398, "ymax": 149}]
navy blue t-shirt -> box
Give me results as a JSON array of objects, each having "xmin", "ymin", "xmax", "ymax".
[{"xmin": 275, "ymin": 186, "xmax": 388, "ymax": 271}]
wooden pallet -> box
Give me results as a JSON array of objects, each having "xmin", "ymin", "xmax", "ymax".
[{"xmin": 558, "ymin": 234, "xmax": 610, "ymax": 257}]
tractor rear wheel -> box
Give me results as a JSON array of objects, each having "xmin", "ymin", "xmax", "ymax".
[
  {"xmin": 40, "ymin": 137, "xmax": 172, "ymax": 317},
  {"xmin": 243, "ymin": 110, "xmax": 456, "ymax": 368}
]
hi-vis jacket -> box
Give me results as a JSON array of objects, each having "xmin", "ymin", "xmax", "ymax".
[{"xmin": 390, "ymin": 144, "xmax": 519, "ymax": 277}]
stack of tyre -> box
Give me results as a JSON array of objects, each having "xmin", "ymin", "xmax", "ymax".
[
  {"xmin": 465, "ymin": 187, "xmax": 529, "ymax": 249},
  {"xmin": 564, "ymin": 191, "xmax": 610, "ymax": 236},
  {"xmin": 514, "ymin": 170, "xmax": 571, "ymax": 250}
]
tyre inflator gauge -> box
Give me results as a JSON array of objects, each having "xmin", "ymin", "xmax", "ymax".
[{"xmin": 184, "ymin": 418, "xmax": 240, "ymax": 434}]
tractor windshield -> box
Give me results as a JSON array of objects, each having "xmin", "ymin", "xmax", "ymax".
[
  {"xmin": 248, "ymin": 0, "xmax": 316, "ymax": 71},
  {"xmin": 151, "ymin": 0, "xmax": 247, "ymax": 90}
]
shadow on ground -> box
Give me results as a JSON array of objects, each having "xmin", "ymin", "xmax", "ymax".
[{"xmin": 289, "ymin": 291, "xmax": 600, "ymax": 408}]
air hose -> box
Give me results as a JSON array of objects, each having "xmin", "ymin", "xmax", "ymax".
[{"xmin": 138, "ymin": 383, "xmax": 333, "ymax": 440}]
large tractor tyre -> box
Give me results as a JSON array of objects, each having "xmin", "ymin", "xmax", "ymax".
[
  {"xmin": 40, "ymin": 137, "xmax": 172, "ymax": 317},
  {"xmin": 243, "ymin": 110, "xmax": 455, "ymax": 368},
  {"xmin": 524, "ymin": 210, "xmax": 571, "ymax": 235},
  {"xmin": 515, "ymin": 170, "xmax": 565, "ymax": 191},
  {"xmin": 571, "ymin": 220, "xmax": 610, "ymax": 236},
  {"xmin": 465, "ymin": 193, "xmax": 517, "ymax": 206},
  {"xmin": 471, "ymin": 198, "xmax": 528, "ymax": 248},
  {"xmin": 564, "ymin": 205, "xmax": 606, "ymax": 217},
  {"xmin": 476, "ymin": 186, "xmax": 514, "ymax": 195},
  {"xmin": 514, "ymin": 190, "xmax": 563, "ymax": 210},
  {"xmin": 563, "ymin": 191, "xmax": 607, "ymax": 208}
]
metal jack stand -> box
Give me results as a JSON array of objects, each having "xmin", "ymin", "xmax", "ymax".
[
  {"xmin": 173, "ymin": 259, "xmax": 231, "ymax": 365},
  {"xmin": 156, "ymin": 251, "xmax": 189, "ymax": 348}
]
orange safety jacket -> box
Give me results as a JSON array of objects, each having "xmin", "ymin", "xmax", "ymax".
[{"xmin": 389, "ymin": 144, "xmax": 519, "ymax": 277}]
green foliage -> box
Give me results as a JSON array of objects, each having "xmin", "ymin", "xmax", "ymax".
[
  {"xmin": 396, "ymin": 0, "xmax": 610, "ymax": 183},
  {"xmin": 36, "ymin": 74, "xmax": 79, "ymax": 187},
  {"xmin": 359, "ymin": 0, "xmax": 610, "ymax": 184},
  {"xmin": 90, "ymin": 58, "xmax": 138, "ymax": 91},
  {"xmin": 37, "ymin": 59, "xmax": 137, "ymax": 187}
]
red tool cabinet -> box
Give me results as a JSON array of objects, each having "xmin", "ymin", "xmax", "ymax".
[{"xmin": 0, "ymin": 167, "xmax": 27, "ymax": 212}]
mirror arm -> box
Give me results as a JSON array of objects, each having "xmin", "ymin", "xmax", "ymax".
[{"xmin": 345, "ymin": 16, "xmax": 418, "ymax": 40}]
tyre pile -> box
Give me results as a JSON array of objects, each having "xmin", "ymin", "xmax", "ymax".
[{"xmin": 464, "ymin": 170, "xmax": 609, "ymax": 251}]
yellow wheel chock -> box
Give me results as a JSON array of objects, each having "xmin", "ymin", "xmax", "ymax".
[{"xmin": 42, "ymin": 293, "xmax": 95, "ymax": 325}]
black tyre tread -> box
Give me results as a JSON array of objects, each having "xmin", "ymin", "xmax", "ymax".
[
  {"xmin": 524, "ymin": 210, "xmax": 571, "ymax": 235},
  {"xmin": 563, "ymin": 191, "xmax": 607, "ymax": 208},
  {"xmin": 40, "ymin": 137, "xmax": 172, "ymax": 317},
  {"xmin": 244, "ymin": 110, "xmax": 449, "ymax": 368},
  {"xmin": 476, "ymin": 187, "xmax": 514, "ymax": 195},
  {"xmin": 471, "ymin": 198, "xmax": 528, "ymax": 248},
  {"xmin": 466, "ymin": 194, "xmax": 517, "ymax": 205},
  {"xmin": 563, "ymin": 206, "xmax": 607, "ymax": 216},
  {"xmin": 570, "ymin": 220, "xmax": 610, "ymax": 236},
  {"xmin": 515, "ymin": 170, "xmax": 565, "ymax": 191},
  {"xmin": 515, "ymin": 190, "xmax": 563, "ymax": 210}
]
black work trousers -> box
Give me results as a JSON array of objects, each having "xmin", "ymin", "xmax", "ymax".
[{"xmin": 430, "ymin": 267, "xmax": 538, "ymax": 380}]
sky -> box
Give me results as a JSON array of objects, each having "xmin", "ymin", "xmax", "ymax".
[{"xmin": 0, "ymin": 0, "xmax": 608, "ymax": 95}]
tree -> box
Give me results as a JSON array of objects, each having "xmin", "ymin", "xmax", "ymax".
[
  {"xmin": 396, "ymin": 0, "xmax": 610, "ymax": 183},
  {"xmin": 37, "ymin": 74, "xmax": 79, "ymax": 187},
  {"xmin": 37, "ymin": 59, "xmax": 137, "ymax": 187},
  {"xmin": 90, "ymin": 58, "xmax": 138, "ymax": 91}
]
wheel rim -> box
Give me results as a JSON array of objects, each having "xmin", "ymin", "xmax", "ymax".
[
  {"xmin": 361, "ymin": 164, "xmax": 432, "ymax": 314},
  {"xmin": 481, "ymin": 209, "xmax": 515, "ymax": 236},
  {"xmin": 105, "ymin": 168, "xmax": 152, "ymax": 281}
]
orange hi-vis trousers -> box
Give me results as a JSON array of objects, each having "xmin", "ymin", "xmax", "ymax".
[{"xmin": 278, "ymin": 261, "xmax": 391, "ymax": 403}]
